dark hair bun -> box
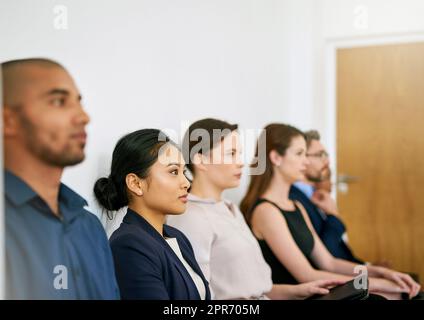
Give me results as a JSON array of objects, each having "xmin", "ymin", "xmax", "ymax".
[
  {"xmin": 93, "ymin": 129, "xmax": 174, "ymax": 216},
  {"xmin": 93, "ymin": 177, "xmax": 126, "ymax": 211}
]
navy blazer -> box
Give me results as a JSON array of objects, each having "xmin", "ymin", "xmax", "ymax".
[
  {"xmin": 289, "ymin": 185, "xmax": 364, "ymax": 264},
  {"xmin": 110, "ymin": 208, "xmax": 211, "ymax": 300}
]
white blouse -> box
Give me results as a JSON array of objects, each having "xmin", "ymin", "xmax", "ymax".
[
  {"xmin": 165, "ymin": 237, "xmax": 207, "ymax": 300},
  {"xmin": 167, "ymin": 194, "xmax": 273, "ymax": 300}
]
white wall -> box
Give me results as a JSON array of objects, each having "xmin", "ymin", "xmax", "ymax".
[
  {"xmin": 0, "ymin": 0, "xmax": 322, "ymax": 224},
  {"xmin": 2, "ymin": 0, "xmax": 424, "ymax": 231}
]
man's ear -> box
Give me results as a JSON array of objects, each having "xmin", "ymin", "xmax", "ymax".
[
  {"xmin": 125, "ymin": 173, "xmax": 144, "ymax": 197},
  {"xmin": 269, "ymin": 150, "xmax": 282, "ymax": 167},
  {"xmin": 192, "ymin": 153, "xmax": 208, "ymax": 172},
  {"xmin": 3, "ymin": 106, "xmax": 19, "ymax": 138}
]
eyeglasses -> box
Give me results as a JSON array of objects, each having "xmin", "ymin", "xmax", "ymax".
[{"xmin": 306, "ymin": 150, "xmax": 329, "ymax": 160}]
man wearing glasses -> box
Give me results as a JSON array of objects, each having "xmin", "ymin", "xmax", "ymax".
[{"xmin": 290, "ymin": 130, "xmax": 364, "ymax": 264}]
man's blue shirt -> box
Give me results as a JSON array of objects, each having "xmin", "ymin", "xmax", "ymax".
[{"xmin": 5, "ymin": 170, "xmax": 120, "ymax": 299}]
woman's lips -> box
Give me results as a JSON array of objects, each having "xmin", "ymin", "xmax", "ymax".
[{"xmin": 179, "ymin": 195, "xmax": 188, "ymax": 203}]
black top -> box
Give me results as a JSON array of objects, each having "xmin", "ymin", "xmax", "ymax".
[
  {"xmin": 253, "ymin": 198, "xmax": 316, "ymax": 284},
  {"xmin": 289, "ymin": 185, "xmax": 364, "ymax": 264}
]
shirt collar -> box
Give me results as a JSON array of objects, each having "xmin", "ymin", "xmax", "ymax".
[
  {"xmin": 187, "ymin": 193, "xmax": 235, "ymax": 211},
  {"xmin": 4, "ymin": 170, "xmax": 88, "ymax": 209},
  {"xmin": 293, "ymin": 181, "xmax": 315, "ymax": 199},
  {"xmin": 187, "ymin": 193, "xmax": 216, "ymax": 204},
  {"xmin": 58, "ymin": 183, "xmax": 88, "ymax": 209}
]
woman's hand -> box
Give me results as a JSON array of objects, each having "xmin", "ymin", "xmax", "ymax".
[
  {"xmin": 292, "ymin": 279, "xmax": 346, "ymax": 300},
  {"xmin": 369, "ymin": 277, "xmax": 407, "ymax": 300},
  {"xmin": 375, "ymin": 268, "xmax": 421, "ymax": 299}
]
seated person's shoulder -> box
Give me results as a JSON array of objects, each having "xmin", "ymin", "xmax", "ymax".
[
  {"xmin": 110, "ymin": 225, "xmax": 168, "ymax": 262},
  {"xmin": 183, "ymin": 201, "xmax": 210, "ymax": 217},
  {"xmin": 80, "ymin": 207, "xmax": 104, "ymax": 226},
  {"xmin": 252, "ymin": 201, "xmax": 281, "ymax": 219},
  {"xmin": 167, "ymin": 202, "xmax": 212, "ymax": 227},
  {"xmin": 253, "ymin": 201, "xmax": 290, "ymax": 226},
  {"xmin": 111, "ymin": 223, "xmax": 154, "ymax": 245},
  {"xmin": 61, "ymin": 184, "xmax": 105, "ymax": 228},
  {"xmin": 250, "ymin": 201, "xmax": 288, "ymax": 239}
]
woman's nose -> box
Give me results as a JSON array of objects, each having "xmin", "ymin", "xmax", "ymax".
[{"xmin": 182, "ymin": 176, "xmax": 191, "ymax": 190}]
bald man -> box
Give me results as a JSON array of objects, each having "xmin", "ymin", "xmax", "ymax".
[{"xmin": 2, "ymin": 58, "xmax": 119, "ymax": 299}]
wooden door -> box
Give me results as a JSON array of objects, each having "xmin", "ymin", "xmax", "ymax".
[{"xmin": 337, "ymin": 42, "xmax": 424, "ymax": 283}]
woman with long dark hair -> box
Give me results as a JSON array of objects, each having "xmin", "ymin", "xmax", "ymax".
[{"xmin": 240, "ymin": 123, "xmax": 420, "ymax": 300}]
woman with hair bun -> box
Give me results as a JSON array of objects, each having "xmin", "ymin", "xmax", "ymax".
[{"xmin": 94, "ymin": 128, "xmax": 211, "ymax": 300}]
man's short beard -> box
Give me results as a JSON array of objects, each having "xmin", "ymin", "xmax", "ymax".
[
  {"xmin": 38, "ymin": 146, "xmax": 85, "ymax": 167},
  {"xmin": 19, "ymin": 112, "xmax": 85, "ymax": 167},
  {"xmin": 306, "ymin": 172, "xmax": 325, "ymax": 183}
]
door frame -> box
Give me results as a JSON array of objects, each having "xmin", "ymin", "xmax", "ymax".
[{"xmin": 324, "ymin": 32, "xmax": 424, "ymax": 193}]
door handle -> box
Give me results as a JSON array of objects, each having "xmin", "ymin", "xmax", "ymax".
[
  {"xmin": 336, "ymin": 174, "xmax": 360, "ymax": 194},
  {"xmin": 337, "ymin": 174, "xmax": 360, "ymax": 184}
]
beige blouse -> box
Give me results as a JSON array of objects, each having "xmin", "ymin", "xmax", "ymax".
[{"xmin": 167, "ymin": 194, "xmax": 273, "ymax": 300}]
